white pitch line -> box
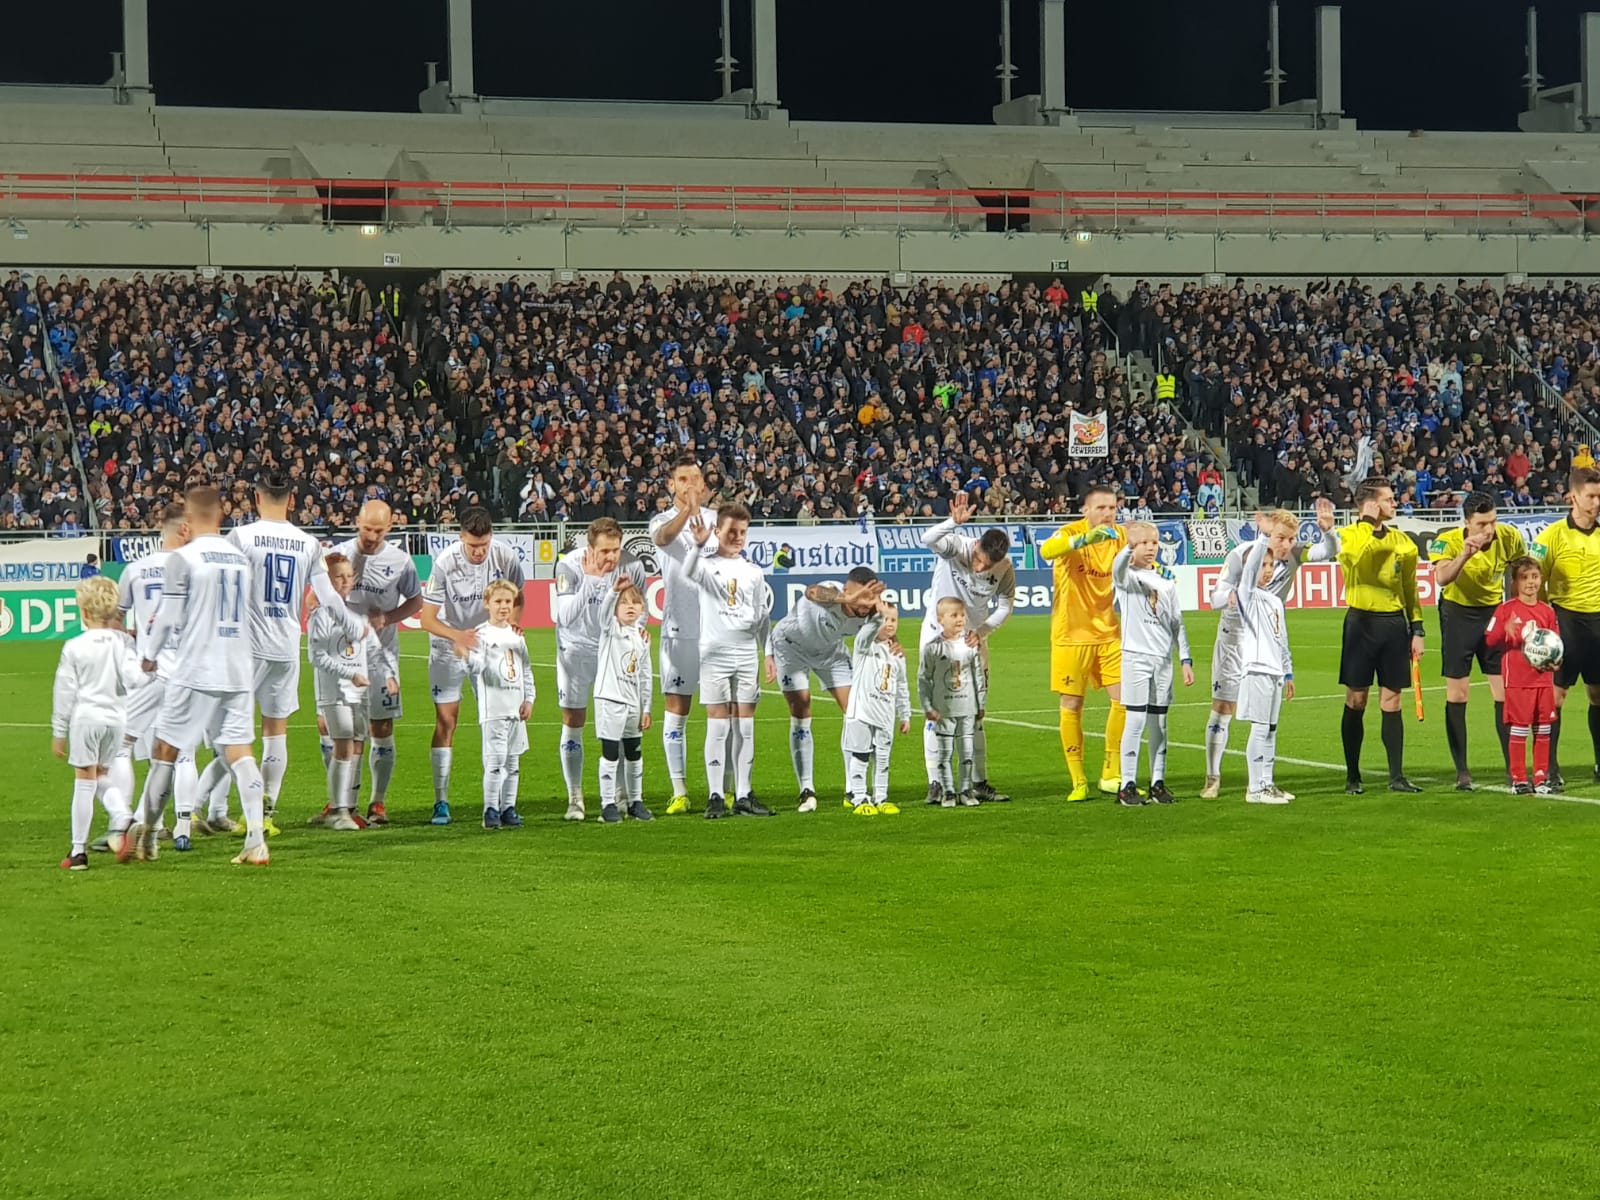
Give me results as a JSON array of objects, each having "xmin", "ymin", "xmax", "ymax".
[{"xmin": 981, "ymin": 716, "xmax": 1600, "ymax": 806}]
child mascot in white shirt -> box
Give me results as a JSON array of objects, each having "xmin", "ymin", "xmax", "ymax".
[
  {"xmin": 593, "ymin": 583, "xmax": 655, "ymax": 823},
  {"xmin": 459, "ymin": 578, "xmax": 535, "ymax": 829},
  {"xmin": 842, "ymin": 604, "xmax": 911, "ymax": 815},
  {"xmin": 51, "ymin": 577, "xmax": 151, "ymax": 869}
]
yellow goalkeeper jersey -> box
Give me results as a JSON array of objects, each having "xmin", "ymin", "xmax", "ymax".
[{"xmin": 1040, "ymin": 519, "xmax": 1125, "ymax": 645}]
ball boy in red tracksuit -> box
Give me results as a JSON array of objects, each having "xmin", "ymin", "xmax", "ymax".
[{"xmin": 1486, "ymin": 556, "xmax": 1560, "ymax": 795}]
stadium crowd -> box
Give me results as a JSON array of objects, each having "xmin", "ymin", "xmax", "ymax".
[{"xmin": 5, "ymin": 269, "xmax": 1600, "ymax": 533}]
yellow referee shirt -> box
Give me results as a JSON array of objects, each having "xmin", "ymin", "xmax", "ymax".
[
  {"xmin": 1427, "ymin": 524, "xmax": 1527, "ymax": 609},
  {"xmin": 1533, "ymin": 516, "xmax": 1600, "ymax": 612},
  {"xmin": 1336, "ymin": 519, "xmax": 1422, "ymax": 621},
  {"xmin": 1039, "ymin": 519, "xmax": 1125, "ymax": 645}
]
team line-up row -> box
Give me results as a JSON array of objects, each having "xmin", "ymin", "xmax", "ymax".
[{"xmin": 51, "ymin": 461, "xmax": 1600, "ymax": 869}]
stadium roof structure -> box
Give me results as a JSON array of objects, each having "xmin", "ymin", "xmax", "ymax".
[{"xmin": 8, "ymin": 1, "xmax": 1600, "ymax": 279}]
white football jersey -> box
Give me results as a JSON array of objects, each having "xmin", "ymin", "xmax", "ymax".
[
  {"xmin": 593, "ymin": 617, "xmax": 653, "ymax": 712},
  {"xmin": 679, "ymin": 551, "xmax": 771, "ymax": 653},
  {"xmin": 1112, "ymin": 548, "xmax": 1192, "ymax": 664},
  {"xmin": 647, "ymin": 505, "xmax": 719, "ymax": 640},
  {"xmin": 117, "ymin": 549, "xmax": 177, "ymax": 677},
  {"xmin": 307, "ymin": 604, "xmax": 371, "ymax": 707},
  {"xmin": 552, "ymin": 545, "xmax": 650, "ymax": 650},
  {"xmin": 51, "ymin": 628, "xmax": 149, "ymax": 735},
  {"xmin": 330, "ymin": 536, "xmax": 421, "ymax": 657},
  {"xmin": 772, "ymin": 588, "xmax": 872, "ymax": 659},
  {"xmin": 228, "ymin": 518, "xmax": 332, "ymax": 662},
  {"xmin": 1212, "ymin": 528, "xmax": 1340, "ymax": 639},
  {"xmin": 921, "ymin": 519, "xmax": 1017, "ymax": 641},
  {"xmin": 155, "ymin": 534, "xmax": 254, "ymax": 692},
  {"xmin": 844, "ymin": 614, "xmax": 910, "ymax": 730},
  {"xmin": 422, "ymin": 539, "xmax": 526, "ymax": 642},
  {"xmin": 917, "ymin": 636, "xmax": 980, "ymax": 717},
  {"xmin": 1234, "ymin": 540, "xmax": 1294, "ymax": 679},
  {"xmin": 465, "ymin": 623, "xmax": 535, "ymax": 721}
]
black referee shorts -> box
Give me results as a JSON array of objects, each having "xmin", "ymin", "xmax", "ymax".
[
  {"xmin": 1340, "ymin": 608, "xmax": 1411, "ymax": 692},
  {"xmin": 1438, "ymin": 598, "xmax": 1502, "ymax": 679},
  {"xmin": 1552, "ymin": 605, "xmax": 1600, "ymax": 689}
]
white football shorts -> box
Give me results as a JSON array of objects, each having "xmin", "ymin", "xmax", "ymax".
[
  {"xmin": 253, "ymin": 658, "xmax": 301, "ymax": 720},
  {"xmin": 699, "ymin": 647, "xmax": 760, "ymax": 706},
  {"xmin": 68, "ymin": 716, "xmax": 125, "ymax": 769},
  {"xmin": 1122, "ymin": 649, "xmax": 1175, "ymax": 711},
  {"xmin": 154, "ymin": 686, "xmax": 254, "ymax": 753},
  {"xmin": 1237, "ymin": 672, "xmax": 1285, "ymax": 727}
]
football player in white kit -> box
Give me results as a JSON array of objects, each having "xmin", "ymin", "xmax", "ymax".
[
  {"xmin": 663, "ymin": 503, "xmax": 775, "ymax": 819},
  {"xmin": 1200, "ymin": 501, "xmax": 1338, "ymax": 798},
  {"xmin": 552, "ymin": 517, "xmax": 650, "ymax": 821},
  {"xmin": 769, "ymin": 568, "xmax": 887, "ymax": 811},
  {"xmin": 128, "ymin": 485, "xmax": 271, "ymax": 866},
  {"xmin": 105, "ymin": 502, "xmax": 193, "ymax": 849},
  {"xmin": 325, "ymin": 500, "xmax": 423, "ymax": 825},
  {"xmin": 416, "ymin": 507, "xmax": 525, "ymax": 826},
  {"xmin": 647, "ymin": 456, "xmax": 719, "ymax": 814},
  {"xmin": 919, "ymin": 492, "xmax": 1018, "ymax": 805},
  {"xmin": 227, "ymin": 472, "xmax": 363, "ymax": 833}
]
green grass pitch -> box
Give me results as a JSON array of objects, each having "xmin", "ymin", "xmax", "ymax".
[{"xmin": 3, "ymin": 610, "xmax": 1598, "ymax": 1199}]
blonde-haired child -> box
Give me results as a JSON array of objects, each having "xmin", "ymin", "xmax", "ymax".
[
  {"xmin": 460, "ymin": 578, "xmax": 535, "ymax": 829},
  {"xmin": 51, "ymin": 576, "xmax": 150, "ymax": 868}
]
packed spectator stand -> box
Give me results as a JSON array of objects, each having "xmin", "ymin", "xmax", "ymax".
[{"xmin": 4, "ymin": 269, "xmax": 1599, "ymax": 534}]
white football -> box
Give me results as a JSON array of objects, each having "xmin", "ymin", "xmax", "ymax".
[{"xmin": 1523, "ymin": 626, "xmax": 1564, "ymax": 672}]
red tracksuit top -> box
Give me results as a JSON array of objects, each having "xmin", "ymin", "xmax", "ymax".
[{"xmin": 1487, "ymin": 598, "xmax": 1559, "ymax": 690}]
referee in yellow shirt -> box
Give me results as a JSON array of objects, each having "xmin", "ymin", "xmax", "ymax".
[
  {"xmin": 1531, "ymin": 465, "xmax": 1600, "ymax": 789},
  {"xmin": 1428, "ymin": 490, "xmax": 1526, "ymax": 789},
  {"xmin": 1337, "ymin": 477, "xmax": 1425, "ymax": 794},
  {"xmin": 1039, "ymin": 485, "xmax": 1128, "ymax": 801}
]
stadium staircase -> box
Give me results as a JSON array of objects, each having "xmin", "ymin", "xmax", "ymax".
[{"xmin": 1120, "ymin": 349, "xmax": 1247, "ymax": 507}]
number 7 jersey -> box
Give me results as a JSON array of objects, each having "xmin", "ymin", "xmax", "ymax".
[{"xmin": 228, "ymin": 519, "xmax": 334, "ymax": 663}]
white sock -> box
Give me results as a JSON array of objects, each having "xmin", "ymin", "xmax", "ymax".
[
  {"xmin": 735, "ymin": 716, "xmax": 755, "ymax": 798},
  {"xmin": 199, "ymin": 756, "xmax": 231, "ymax": 819},
  {"xmin": 108, "ymin": 750, "xmax": 135, "ymax": 815},
  {"xmin": 956, "ymin": 726, "xmax": 975, "ymax": 794},
  {"xmin": 96, "ymin": 777, "xmax": 132, "ymax": 828},
  {"xmin": 369, "ymin": 736, "xmax": 396, "ymax": 803},
  {"xmin": 260, "ymin": 734, "xmax": 288, "ymax": 813},
  {"xmin": 483, "ymin": 757, "xmax": 503, "ymax": 814},
  {"xmin": 724, "ymin": 718, "xmax": 740, "ymax": 796},
  {"xmin": 140, "ymin": 760, "xmax": 175, "ymax": 825},
  {"xmin": 1120, "ymin": 710, "xmax": 1148, "ymax": 786},
  {"xmin": 624, "ymin": 754, "xmax": 643, "ymax": 805},
  {"xmin": 1148, "ymin": 712, "xmax": 1169, "ymax": 782},
  {"xmin": 559, "ymin": 728, "xmax": 585, "ymax": 798},
  {"xmin": 348, "ymin": 751, "xmax": 362, "ymax": 812},
  {"xmin": 846, "ymin": 753, "xmax": 869, "ymax": 803},
  {"xmin": 662, "ymin": 711, "xmax": 688, "ymax": 795},
  {"xmin": 1204, "ymin": 712, "xmax": 1232, "ymax": 778},
  {"xmin": 171, "ymin": 754, "xmax": 196, "ymax": 839},
  {"xmin": 320, "ymin": 735, "xmax": 334, "ymax": 771},
  {"xmin": 599, "ymin": 753, "xmax": 619, "ymax": 810},
  {"xmin": 70, "ymin": 778, "xmax": 95, "ymax": 854},
  {"xmin": 790, "ymin": 717, "xmax": 814, "ymax": 791},
  {"xmin": 326, "ymin": 756, "xmax": 343, "ymax": 811},
  {"xmin": 231, "ymin": 755, "xmax": 266, "ymax": 849},
  {"xmin": 1247, "ymin": 724, "xmax": 1276, "ymax": 790},
  {"xmin": 923, "ymin": 722, "xmax": 942, "ymax": 784},
  {"xmin": 704, "ymin": 717, "xmax": 730, "ymax": 796},
  {"xmin": 430, "ymin": 747, "xmax": 452, "ymax": 805},
  {"xmin": 873, "ymin": 736, "xmax": 892, "ymax": 805},
  {"xmin": 500, "ymin": 760, "xmax": 519, "ymax": 812},
  {"xmin": 937, "ymin": 737, "xmax": 954, "ymax": 792},
  {"xmin": 971, "ymin": 725, "xmax": 988, "ymax": 783}
]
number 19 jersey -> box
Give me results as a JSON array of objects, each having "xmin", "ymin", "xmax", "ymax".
[
  {"xmin": 228, "ymin": 519, "xmax": 331, "ymax": 663},
  {"xmin": 163, "ymin": 534, "xmax": 254, "ymax": 692}
]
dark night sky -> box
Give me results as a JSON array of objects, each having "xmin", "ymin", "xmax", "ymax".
[{"xmin": 0, "ymin": 0, "xmax": 1578, "ymax": 132}]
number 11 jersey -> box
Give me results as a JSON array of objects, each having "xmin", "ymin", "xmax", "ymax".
[{"xmin": 163, "ymin": 534, "xmax": 254, "ymax": 693}]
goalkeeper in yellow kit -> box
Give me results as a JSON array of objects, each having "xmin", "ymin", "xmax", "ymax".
[{"xmin": 1039, "ymin": 484, "xmax": 1128, "ymax": 800}]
